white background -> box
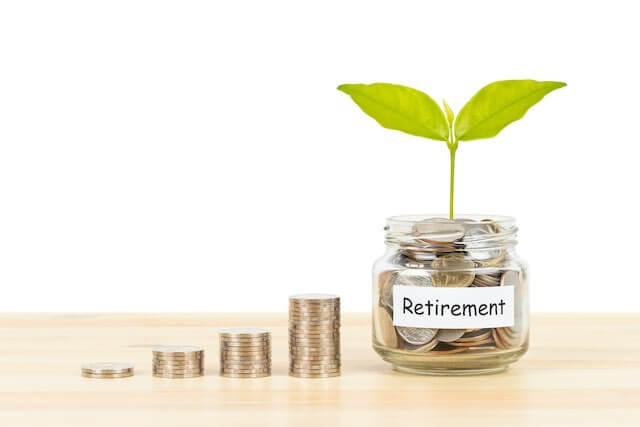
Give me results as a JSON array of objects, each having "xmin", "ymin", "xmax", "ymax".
[{"xmin": 1, "ymin": 1, "xmax": 638, "ymax": 312}]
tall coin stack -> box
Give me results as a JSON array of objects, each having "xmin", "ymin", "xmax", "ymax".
[
  {"xmin": 219, "ymin": 328, "xmax": 271, "ymax": 378},
  {"xmin": 152, "ymin": 345, "xmax": 204, "ymax": 378},
  {"xmin": 289, "ymin": 294, "xmax": 341, "ymax": 378}
]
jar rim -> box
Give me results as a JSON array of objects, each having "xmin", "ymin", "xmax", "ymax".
[{"xmin": 386, "ymin": 214, "xmax": 515, "ymax": 227}]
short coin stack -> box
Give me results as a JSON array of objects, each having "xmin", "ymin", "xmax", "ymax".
[
  {"xmin": 81, "ymin": 362, "xmax": 134, "ymax": 379},
  {"xmin": 219, "ymin": 328, "xmax": 271, "ymax": 378},
  {"xmin": 289, "ymin": 294, "xmax": 341, "ymax": 378},
  {"xmin": 152, "ymin": 345, "xmax": 204, "ymax": 378}
]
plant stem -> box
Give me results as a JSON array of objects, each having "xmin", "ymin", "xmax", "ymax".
[{"xmin": 448, "ymin": 143, "xmax": 457, "ymax": 220}]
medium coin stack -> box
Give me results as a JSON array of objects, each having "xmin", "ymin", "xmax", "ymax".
[
  {"xmin": 289, "ymin": 294, "xmax": 341, "ymax": 378},
  {"xmin": 152, "ymin": 345, "xmax": 204, "ymax": 378},
  {"xmin": 81, "ymin": 362, "xmax": 134, "ymax": 379},
  {"xmin": 219, "ymin": 328, "xmax": 271, "ymax": 378}
]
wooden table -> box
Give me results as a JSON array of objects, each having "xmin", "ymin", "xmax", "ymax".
[{"xmin": 0, "ymin": 313, "xmax": 638, "ymax": 426}]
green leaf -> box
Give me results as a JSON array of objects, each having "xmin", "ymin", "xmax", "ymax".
[
  {"xmin": 454, "ymin": 80, "xmax": 566, "ymax": 141},
  {"xmin": 443, "ymin": 99, "xmax": 454, "ymax": 129},
  {"xmin": 338, "ymin": 83, "xmax": 449, "ymax": 142}
]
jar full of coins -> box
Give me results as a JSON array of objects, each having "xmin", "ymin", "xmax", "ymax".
[{"xmin": 372, "ymin": 215, "xmax": 529, "ymax": 375}]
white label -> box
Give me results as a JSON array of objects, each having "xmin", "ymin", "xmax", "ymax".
[{"xmin": 392, "ymin": 286, "xmax": 514, "ymax": 328}]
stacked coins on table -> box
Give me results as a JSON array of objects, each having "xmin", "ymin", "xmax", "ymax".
[
  {"xmin": 81, "ymin": 362, "xmax": 134, "ymax": 379},
  {"xmin": 219, "ymin": 328, "xmax": 271, "ymax": 378},
  {"xmin": 152, "ymin": 345, "xmax": 204, "ymax": 378},
  {"xmin": 289, "ymin": 294, "xmax": 341, "ymax": 378}
]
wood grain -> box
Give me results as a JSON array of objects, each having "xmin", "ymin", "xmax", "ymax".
[{"xmin": 0, "ymin": 313, "xmax": 638, "ymax": 426}]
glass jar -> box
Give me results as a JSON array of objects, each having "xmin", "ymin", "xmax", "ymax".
[{"xmin": 372, "ymin": 215, "xmax": 529, "ymax": 375}]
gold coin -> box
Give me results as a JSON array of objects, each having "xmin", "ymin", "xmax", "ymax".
[
  {"xmin": 431, "ymin": 253, "xmax": 475, "ymax": 287},
  {"xmin": 373, "ymin": 306, "xmax": 398, "ymax": 348},
  {"xmin": 456, "ymin": 330, "xmax": 492, "ymax": 342},
  {"xmin": 428, "ymin": 346, "xmax": 468, "ymax": 355},
  {"xmin": 449, "ymin": 337, "xmax": 494, "ymax": 347}
]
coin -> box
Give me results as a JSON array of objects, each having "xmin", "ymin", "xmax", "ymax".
[
  {"xmin": 221, "ymin": 368, "xmax": 270, "ymax": 374},
  {"xmin": 404, "ymin": 338, "xmax": 438, "ymax": 353},
  {"xmin": 290, "ymin": 362, "xmax": 340, "ymax": 369},
  {"xmin": 220, "ymin": 372, "xmax": 270, "ymax": 378},
  {"xmin": 221, "ymin": 342, "xmax": 270, "ymax": 348},
  {"xmin": 412, "ymin": 219, "xmax": 465, "ymax": 244},
  {"xmin": 289, "ymin": 371, "xmax": 340, "ymax": 378},
  {"xmin": 220, "ymin": 338, "xmax": 271, "ymax": 345},
  {"xmin": 289, "ymin": 293, "xmax": 339, "ymax": 302},
  {"xmin": 221, "ymin": 363, "xmax": 271, "ymax": 370},
  {"xmin": 396, "ymin": 326, "xmax": 438, "ymax": 345},
  {"xmin": 449, "ymin": 337, "xmax": 494, "ymax": 347},
  {"xmin": 378, "ymin": 270, "xmax": 397, "ymax": 308},
  {"xmin": 383, "ymin": 269, "xmax": 434, "ymax": 309},
  {"xmin": 152, "ymin": 345, "xmax": 203, "ymax": 355},
  {"xmin": 431, "ymin": 253, "xmax": 475, "ymax": 287},
  {"xmin": 153, "ymin": 372, "xmax": 203, "ymax": 378},
  {"xmin": 435, "ymin": 329, "xmax": 466, "ymax": 343},
  {"xmin": 289, "ymin": 349, "xmax": 340, "ymax": 356},
  {"xmin": 492, "ymin": 329, "xmax": 507, "ymax": 349},
  {"xmin": 153, "ymin": 361, "xmax": 203, "ymax": 368},
  {"xmin": 456, "ymin": 329, "xmax": 492, "ymax": 342},
  {"xmin": 153, "ymin": 368, "xmax": 204, "ymax": 375},
  {"xmin": 81, "ymin": 362, "xmax": 134, "ymax": 374},
  {"xmin": 288, "ymin": 331, "xmax": 340, "ymax": 338},
  {"xmin": 429, "ymin": 344, "xmax": 469, "ymax": 355},
  {"xmin": 288, "ymin": 354, "xmax": 340, "ymax": 361},
  {"xmin": 374, "ymin": 306, "xmax": 398, "ymax": 348},
  {"xmin": 219, "ymin": 327, "xmax": 270, "ymax": 337},
  {"xmin": 81, "ymin": 372, "xmax": 134, "ymax": 379},
  {"xmin": 222, "ymin": 354, "xmax": 270, "ymax": 361}
]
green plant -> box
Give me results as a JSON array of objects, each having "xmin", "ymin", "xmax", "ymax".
[{"xmin": 338, "ymin": 80, "xmax": 566, "ymax": 219}]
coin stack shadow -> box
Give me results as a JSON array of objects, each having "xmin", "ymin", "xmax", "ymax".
[
  {"xmin": 152, "ymin": 345, "xmax": 204, "ymax": 378},
  {"xmin": 81, "ymin": 362, "xmax": 134, "ymax": 379},
  {"xmin": 219, "ymin": 328, "xmax": 271, "ymax": 378},
  {"xmin": 289, "ymin": 294, "xmax": 341, "ymax": 378}
]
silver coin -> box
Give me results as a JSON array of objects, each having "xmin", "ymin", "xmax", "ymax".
[
  {"xmin": 219, "ymin": 327, "xmax": 270, "ymax": 337},
  {"xmin": 289, "ymin": 293, "xmax": 339, "ymax": 302},
  {"xmin": 435, "ymin": 329, "xmax": 466, "ymax": 342},
  {"xmin": 412, "ymin": 219, "xmax": 465, "ymax": 244},
  {"xmin": 396, "ymin": 326, "xmax": 438, "ymax": 345},
  {"xmin": 152, "ymin": 345, "xmax": 203, "ymax": 355},
  {"xmin": 383, "ymin": 269, "xmax": 433, "ymax": 309}
]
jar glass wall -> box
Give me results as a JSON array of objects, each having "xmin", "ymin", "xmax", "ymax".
[{"xmin": 372, "ymin": 215, "xmax": 529, "ymax": 375}]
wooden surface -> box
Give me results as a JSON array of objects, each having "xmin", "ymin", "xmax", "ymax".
[{"xmin": 0, "ymin": 313, "xmax": 638, "ymax": 426}]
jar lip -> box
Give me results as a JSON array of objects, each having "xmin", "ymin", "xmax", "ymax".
[{"xmin": 386, "ymin": 214, "xmax": 515, "ymax": 227}]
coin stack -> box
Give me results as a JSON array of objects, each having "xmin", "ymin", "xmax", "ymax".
[
  {"xmin": 81, "ymin": 362, "xmax": 134, "ymax": 379},
  {"xmin": 289, "ymin": 294, "xmax": 341, "ymax": 378},
  {"xmin": 219, "ymin": 328, "xmax": 271, "ymax": 378},
  {"xmin": 152, "ymin": 345, "xmax": 204, "ymax": 378}
]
